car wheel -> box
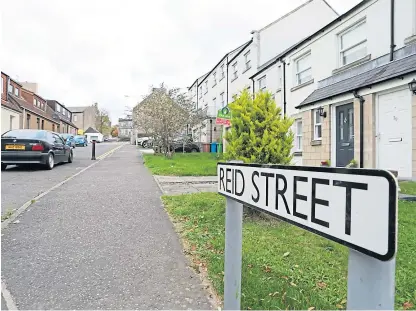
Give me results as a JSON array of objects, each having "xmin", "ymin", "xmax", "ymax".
[
  {"xmin": 68, "ymin": 150, "xmax": 73, "ymax": 163},
  {"xmin": 191, "ymin": 148, "xmax": 198, "ymax": 153},
  {"xmin": 1, "ymin": 163, "xmax": 7, "ymax": 171},
  {"xmin": 45, "ymin": 153, "xmax": 54, "ymax": 170},
  {"xmin": 142, "ymin": 141, "xmax": 148, "ymax": 148}
]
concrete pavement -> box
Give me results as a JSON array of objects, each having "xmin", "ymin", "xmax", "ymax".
[
  {"xmin": 154, "ymin": 176, "xmax": 217, "ymax": 195},
  {"xmin": 1, "ymin": 142, "xmax": 124, "ymax": 217},
  {"xmin": 1, "ymin": 144, "xmax": 213, "ymax": 309}
]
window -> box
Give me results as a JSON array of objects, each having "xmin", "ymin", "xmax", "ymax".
[
  {"xmin": 41, "ymin": 120, "xmax": 44, "ymax": 130},
  {"xmin": 232, "ymin": 62, "xmax": 238, "ymax": 80},
  {"xmin": 220, "ymin": 64, "xmax": 225, "ymax": 79},
  {"xmin": 339, "ymin": 20, "xmax": 367, "ymax": 66},
  {"xmin": 52, "ymin": 124, "xmax": 55, "ymax": 131},
  {"xmin": 37, "ymin": 118, "xmax": 40, "ymax": 129},
  {"xmin": 212, "ymin": 72, "xmax": 217, "ymax": 87},
  {"xmin": 244, "ymin": 50, "xmax": 251, "ymax": 70},
  {"xmin": 57, "ymin": 124, "xmax": 60, "ymax": 133},
  {"xmin": 220, "ymin": 92, "xmax": 225, "ymax": 107},
  {"xmin": 53, "ymin": 133, "xmax": 64, "ymax": 144},
  {"xmin": 295, "ymin": 120, "xmax": 303, "ymax": 151},
  {"xmin": 9, "ymin": 115, "xmax": 14, "ymax": 130},
  {"xmin": 204, "ymin": 80, "xmax": 208, "ymax": 94},
  {"xmin": 26, "ymin": 114, "xmax": 31, "ymax": 129},
  {"xmin": 258, "ymin": 76, "xmax": 266, "ymax": 90},
  {"xmin": 8, "ymin": 81, "xmax": 12, "ymax": 93},
  {"xmin": 14, "ymin": 87, "xmax": 19, "ymax": 96},
  {"xmin": 199, "ymin": 86, "xmax": 202, "ymax": 99},
  {"xmin": 313, "ymin": 109, "xmax": 322, "ymax": 140},
  {"xmin": 295, "ymin": 52, "xmax": 312, "ymax": 86},
  {"xmin": 277, "ymin": 66, "xmax": 282, "ymax": 89},
  {"xmin": 33, "ymin": 98, "xmax": 37, "ymax": 106}
]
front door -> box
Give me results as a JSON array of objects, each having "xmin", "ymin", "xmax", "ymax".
[{"xmin": 336, "ymin": 103, "xmax": 354, "ymax": 167}]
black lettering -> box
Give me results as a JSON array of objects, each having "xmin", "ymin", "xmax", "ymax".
[
  {"xmin": 219, "ymin": 168, "xmax": 225, "ymax": 191},
  {"xmin": 232, "ymin": 169, "xmax": 235, "ymax": 194},
  {"xmin": 225, "ymin": 168, "xmax": 232, "ymax": 194},
  {"xmin": 235, "ymin": 169, "xmax": 245, "ymax": 196},
  {"xmin": 293, "ymin": 176, "xmax": 308, "ymax": 220},
  {"xmin": 275, "ymin": 174, "xmax": 290, "ymax": 214},
  {"xmin": 333, "ymin": 180, "xmax": 368, "ymax": 235},
  {"xmin": 251, "ymin": 171, "xmax": 260, "ymax": 202},
  {"xmin": 311, "ymin": 178, "xmax": 329, "ymax": 228},
  {"xmin": 261, "ymin": 172, "xmax": 275, "ymax": 207}
]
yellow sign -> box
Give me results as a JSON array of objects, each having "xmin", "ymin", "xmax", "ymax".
[{"xmin": 77, "ymin": 129, "xmax": 84, "ymax": 135}]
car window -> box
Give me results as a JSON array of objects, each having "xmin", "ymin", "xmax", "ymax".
[
  {"xmin": 46, "ymin": 132, "xmax": 55, "ymax": 144},
  {"xmin": 53, "ymin": 134, "xmax": 64, "ymax": 144},
  {"xmin": 2, "ymin": 129, "xmax": 47, "ymax": 139}
]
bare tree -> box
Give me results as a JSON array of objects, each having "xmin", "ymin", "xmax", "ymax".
[{"xmin": 135, "ymin": 83, "xmax": 205, "ymax": 157}]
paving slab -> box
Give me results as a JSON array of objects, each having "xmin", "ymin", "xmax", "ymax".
[
  {"xmin": 154, "ymin": 176, "xmax": 217, "ymax": 184},
  {"xmin": 1, "ymin": 145, "xmax": 214, "ymax": 310}
]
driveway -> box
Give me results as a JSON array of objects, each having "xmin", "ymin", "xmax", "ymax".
[{"xmin": 1, "ymin": 142, "xmax": 125, "ymax": 217}]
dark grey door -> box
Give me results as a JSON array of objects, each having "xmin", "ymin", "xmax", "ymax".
[{"xmin": 336, "ymin": 103, "xmax": 354, "ymax": 167}]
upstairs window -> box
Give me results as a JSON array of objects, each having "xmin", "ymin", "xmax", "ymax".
[
  {"xmin": 244, "ymin": 50, "xmax": 251, "ymax": 70},
  {"xmin": 258, "ymin": 76, "xmax": 266, "ymax": 90},
  {"xmin": 339, "ymin": 19, "xmax": 367, "ymax": 66},
  {"xmin": 204, "ymin": 80, "xmax": 208, "ymax": 94},
  {"xmin": 220, "ymin": 64, "xmax": 225, "ymax": 79},
  {"xmin": 220, "ymin": 92, "xmax": 225, "ymax": 107},
  {"xmin": 8, "ymin": 81, "xmax": 13, "ymax": 93},
  {"xmin": 313, "ymin": 109, "xmax": 322, "ymax": 140},
  {"xmin": 295, "ymin": 52, "xmax": 312, "ymax": 86},
  {"xmin": 14, "ymin": 87, "xmax": 19, "ymax": 96},
  {"xmin": 199, "ymin": 86, "xmax": 202, "ymax": 99},
  {"xmin": 232, "ymin": 62, "xmax": 238, "ymax": 80},
  {"xmin": 212, "ymin": 72, "xmax": 217, "ymax": 87}
]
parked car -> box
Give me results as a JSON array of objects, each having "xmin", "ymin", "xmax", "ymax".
[
  {"xmin": 171, "ymin": 140, "xmax": 200, "ymax": 153},
  {"xmin": 74, "ymin": 135, "xmax": 88, "ymax": 147},
  {"xmin": 1, "ymin": 129, "xmax": 74, "ymax": 170},
  {"xmin": 60, "ymin": 133, "xmax": 76, "ymax": 148},
  {"xmin": 137, "ymin": 136, "xmax": 151, "ymax": 147}
]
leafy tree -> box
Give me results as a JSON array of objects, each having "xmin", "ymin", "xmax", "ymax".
[
  {"xmin": 224, "ymin": 89, "xmax": 294, "ymax": 164},
  {"xmin": 110, "ymin": 126, "xmax": 119, "ymax": 137},
  {"xmin": 94, "ymin": 104, "xmax": 111, "ymax": 136}
]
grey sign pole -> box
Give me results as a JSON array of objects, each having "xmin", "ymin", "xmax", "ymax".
[
  {"xmin": 224, "ymin": 160, "xmax": 244, "ymax": 310},
  {"xmin": 347, "ymin": 250, "xmax": 396, "ymax": 310}
]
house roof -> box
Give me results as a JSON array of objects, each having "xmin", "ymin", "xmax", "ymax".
[
  {"xmin": 296, "ymin": 53, "xmax": 416, "ymax": 108},
  {"xmin": 67, "ymin": 106, "xmax": 88, "ymax": 113},
  {"xmin": 84, "ymin": 127, "xmax": 100, "ymax": 134},
  {"xmin": 8, "ymin": 93, "xmax": 60, "ymax": 124},
  {"xmin": 250, "ymin": 0, "xmax": 370, "ymax": 79},
  {"xmin": 46, "ymin": 100, "xmax": 78, "ymax": 128},
  {"xmin": 1, "ymin": 98, "xmax": 22, "ymax": 113},
  {"xmin": 227, "ymin": 39, "xmax": 253, "ymax": 65}
]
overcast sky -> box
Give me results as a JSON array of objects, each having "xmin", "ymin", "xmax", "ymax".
[{"xmin": 1, "ymin": 0, "xmax": 361, "ymax": 124}]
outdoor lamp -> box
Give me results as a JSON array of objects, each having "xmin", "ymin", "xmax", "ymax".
[
  {"xmin": 318, "ymin": 106, "xmax": 327, "ymax": 118},
  {"xmin": 408, "ymin": 79, "xmax": 416, "ymax": 95}
]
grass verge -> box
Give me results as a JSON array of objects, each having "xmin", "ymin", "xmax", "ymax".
[
  {"xmin": 399, "ymin": 181, "xmax": 416, "ymax": 195},
  {"xmin": 143, "ymin": 153, "xmax": 221, "ymax": 176},
  {"xmin": 162, "ymin": 193, "xmax": 416, "ymax": 310}
]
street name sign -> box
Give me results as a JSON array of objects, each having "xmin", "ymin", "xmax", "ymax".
[{"xmin": 217, "ymin": 162, "xmax": 398, "ymax": 310}]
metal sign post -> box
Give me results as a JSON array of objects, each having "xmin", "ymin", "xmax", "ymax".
[{"xmin": 217, "ymin": 162, "xmax": 398, "ymax": 310}]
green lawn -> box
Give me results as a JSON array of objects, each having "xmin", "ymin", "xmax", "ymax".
[
  {"xmin": 143, "ymin": 153, "xmax": 221, "ymax": 176},
  {"xmin": 162, "ymin": 193, "xmax": 416, "ymax": 310},
  {"xmin": 399, "ymin": 181, "xmax": 416, "ymax": 195}
]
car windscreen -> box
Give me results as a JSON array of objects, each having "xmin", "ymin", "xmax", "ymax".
[
  {"xmin": 61, "ymin": 134, "xmax": 70, "ymax": 138},
  {"xmin": 2, "ymin": 130, "xmax": 48, "ymax": 139},
  {"xmin": 74, "ymin": 136, "xmax": 84, "ymax": 139}
]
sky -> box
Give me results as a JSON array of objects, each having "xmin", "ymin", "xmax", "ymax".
[{"xmin": 1, "ymin": 0, "xmax": 362, "ymax": 124}]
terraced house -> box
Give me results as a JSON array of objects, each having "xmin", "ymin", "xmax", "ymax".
[
  {"xmin": 1, "ymin": 72, "xmax": 22, "ymax": 134},
  {"xmin": 250, "ymin": 0, "xmax": 416, "ymax": 179},
  {"xmin": 46, "ymin": 100, "xmax": 78, "ymax": 134}
]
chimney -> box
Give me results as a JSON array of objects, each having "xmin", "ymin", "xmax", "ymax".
[{"xmin": 251, "ymin": 30, "xmax": 260, "ymax": 68}]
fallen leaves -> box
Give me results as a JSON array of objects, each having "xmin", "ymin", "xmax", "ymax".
[
  {"xmin": 403, "ymin": 302, "xmax": 414, "ymax": 310},
  {"xmin": 317, "ymin": 281, "xmax": 327, "ymax": 289},
  {"xmin": 283, "ymin": 251, "xmax": 290, "ymax": 257},
  {"xmin": 263, "ymin": 265, "xmax": 272, "ymax": 273},
  {"xmin": 308, "ymin": 307, "xmax": 315, "ymax": 310}
]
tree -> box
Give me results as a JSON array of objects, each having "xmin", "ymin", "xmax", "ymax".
[
  {"xmin": 135, "ymin": 83, "xmax": 205, "ymax": 157},
  {"xmin": 110, "ymin": 126, "xmax": 119, "ymax": 137},
  {"xmin": 225, "ymin": 89, "xmax": 294, "ymax": 164},
  {"xmin": 94, "ymin": 104, "xmax": 111, "ymax": 136}
]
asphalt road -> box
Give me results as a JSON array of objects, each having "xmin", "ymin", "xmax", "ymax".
[
  {"xmin": 1, "ymin": 142, "xmax": 124, "ymax": 217},
  {"xmin": 1, "ymin": 145, "xmax": 212, "ymax": 309}
]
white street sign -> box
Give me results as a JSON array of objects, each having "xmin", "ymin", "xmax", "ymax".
[{"xmin": 217, "ymin": 163, "xmax": 397, "ymax": 261}]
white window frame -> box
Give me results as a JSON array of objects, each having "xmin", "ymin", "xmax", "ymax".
[
  {"xmin": 338, "ymin": 19, "xmax": 367, "ymax": 67},
  {"xmin": 232, "ymin": 62, "xmax": 238, "ymax": 80},
  {"xmin": 212, "ymin": 71, "xmax": 217, "ymax": 87},
  {"xmin": 199, "ymin": 86, "xmax": 202, "ymax": 99},
  {"xmin": 220, "ymin": 92, "xmax": 225, "ymax": 107},
  {"xmin": 313, "ymin": 109, "xmax": 322, "ymax": 140},
  {"xmin": 220, "ymin": 64, "xmax": 225, "ymax": 80},
  {"xmin": 73, "ymin": 115, "xmax": 78, "ymax": 122},
  {"xmin": 295, "ymin": 119, "xmax": 303, "ymax": 151},
  {"xmin": 8, "ymin": 81, "xmax": 13, "ymax": 93},
  {"xmin": 14, "ymin": 87, "xmax": 19, "ymax": 96},
  {"xmin": 204, "ymin": 80, "xmax": 208, "ymax": 94},
  {"xmin": 244, "ymin": 50, "xmax": 251, "ymax": 70},
  {"xmin": 294, "ymin": 51, "xmax": 312, "ymax": 86},
  {"xmin": 258, "ymin": 76, "xmax": 266, "ymax": 90}
]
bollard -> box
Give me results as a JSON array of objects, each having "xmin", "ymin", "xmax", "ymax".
[{"xmin": 91, "ymin": 140, "xmax": 96, "ymax": 160}]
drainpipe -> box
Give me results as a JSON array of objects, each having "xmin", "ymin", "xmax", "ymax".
[
  {"xmin": 210, "ymin": 119, "xmax": 213, "ymax": 143},
  {"xmin": 353, "ymin": 91, "xmax": 365, "ymax": 168},
  {"xmin": 390, "ymin": 0, "xmax": 396, "ymax": 61},
  {"xmin": 196, "ymin": 83, "xmax": 199, "ymax": 110},
  {"xmin": 282, "ymin": 60, "xmax": 287, "ymax": 117},
  {"xmin": 226, "ymin": 56, "xmax": 229, "ymax": 105}
]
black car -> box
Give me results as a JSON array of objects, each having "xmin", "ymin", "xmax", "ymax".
[
  {"xmin": 171, "ymin": 140, "xmax": 200, "ymax": 153},
  {"xmin": 1, "ymin": 129, "xmax": 74, "ymax": 171}
]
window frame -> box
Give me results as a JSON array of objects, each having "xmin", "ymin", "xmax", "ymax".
[
  {"xmin": 14, "ymin": 87, "xmax": 19, "ymax": 96},
  {"xmin": 220, "ymin": 64, "xmax": 225, "ymax": 80},
  {"xmin": 212, "ymin": 71, "xmax": 217, "ymax": 87},
  {"xmin": 313, "ymin": 109, "xmax": 322, "ymax": 141},
  {"xmin": 204, "ymin": 80, "xmax": 208, "ymax": 94},
  {"xmin": 232, "ymin": 62, "xmax": 238, "ymax": 80},
  {"xmin": 199, "ymin": 86, "xmax": 202, "ymax": 99},
  {"xmin": 294, "ymin": 51, "xmax": 312, "ymax": 86},
  {"xmin": 73, "ymin": 115, "xmax": 77, "ymax": 122},
  {"xmin": 338, "ymin": 19, "xmax": 367, "ymax": 67},
  {"xmin": 220, "ymin": 92, "xmax": 225, "ymax": 107},
  {"xmin": 295, "ymin": 119, "xmax": 303, "ymax": 151},
  {"xmin": 244, "ymin": 50, "xmax": 251, "ymax": 70},
  {"xmin": 258, "ymin": 75, "xmax": 266, "ymax": 90}
]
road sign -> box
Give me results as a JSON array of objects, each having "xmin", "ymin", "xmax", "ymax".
[
  {"xmin": 218, "ymin": 162, "xmax": 398, "ymax": 310},
  {"xmin": 216, "ymin": 107, "xmax": 231, "ymax": 126},
  {"xmin": 218, "ymin": 163, "xmax": 397, "ymax": 260}
]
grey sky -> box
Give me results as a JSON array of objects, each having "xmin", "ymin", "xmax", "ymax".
[{"xmin": 1, "ymin": 0, "xmax": 361, "ymax": 124}]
